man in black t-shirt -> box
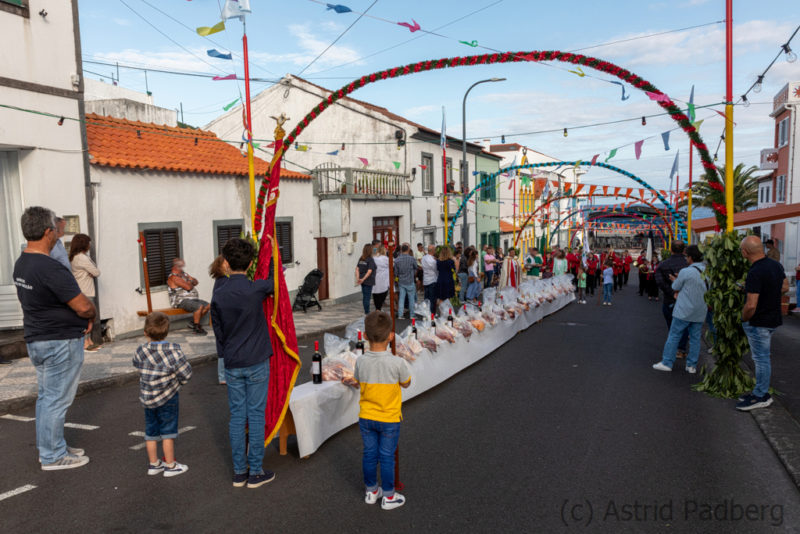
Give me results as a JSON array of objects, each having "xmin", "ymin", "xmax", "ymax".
[
  {"xmin": 736, "ymin": 235, "xmax": 788, "ymax": 411},
  {"xmin": 13, "ymin": 207, "xmax": 96, "ymax": 470}
]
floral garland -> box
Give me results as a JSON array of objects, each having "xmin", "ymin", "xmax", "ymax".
[{"xmin": 255, "ymin": 51, "xmax": 720, "ymax": 232}]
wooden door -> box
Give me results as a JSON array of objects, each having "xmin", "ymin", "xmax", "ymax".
[
  {"xmin": 372, "ymin": 216, "xmax": 399, "ymax": 245},
  {"xmin": 315, "ymin": 237, "xmax": 328, "ymax": 300}
]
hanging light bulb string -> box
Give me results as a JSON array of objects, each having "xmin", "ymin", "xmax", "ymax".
[{"xmin": 713, "ymin": 23, "xmax": 799, "ymax": 160}]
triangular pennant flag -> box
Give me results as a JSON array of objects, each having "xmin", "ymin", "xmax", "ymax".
[
  {"xmin": 691, "ymin": 119, "xmax": 704, "ymax": 130},
  {"xmin": 605, "ymin": 149, "xmax": 617, "ymax": 163},
  {"xmin": 591, "ymin": 154, "xmax": 599, "ymax": 165},
  {"xmin": 574, "ymin": 184, "xmax": 584, "ymax": 195},
  {"xmin": 327, "ymin": 150, "xmax": 339, "ymax": 156},
  {"xmin": 508, "ymin": 178, "xmax": 515, "ymax": 190},
  {"xmin": 563, "ymin": 182, "xmax": 572, "ymax": 193},
  {"xmin": 197, "ymin": 21, "xmax": 226, "ymax": 36},
  {"xmin": 602, "ymin": 186, "xmax": 608, "ymax": 196},
  {"xmin": 326, "ymin": 3, "xmax": 352, "ymax": 13},
  {"xmin": 296, "ymin": 144, "xmax": 310, "ymax": 151},
  {"xmin": 634, "ymin": 140, "xmax": 644, "ymax": 160},
  {"xmin": 397, "ymin": 19, "xmax": 421, "ymax": 32},
  {"xmin": 212, "ymin": 74, "xmax": 236, "ymax": 81},
  {"xmin": 392, "ymin": 161, "xmax": 401, "ymax": 170},
  {"xmin": 357, "ymin": 157, "xmax": 369, "ymax": 167},
  {"xmin": 688, "ymin": 85, "xmax": 696, "ymax": 122},
  {"xmin": 223, "ymin": 97, "xmax": 240, "ymax": 111},
  {"xmin": 588, "ymin": 185, "xmax": 597, "ymax": 197},
  {"xmin": 613, "ymin": 187, "xmax": 620, "ymax": 197},
  {"xmin": 625, "ymin": 188, "xmax": 632, "ymax": 200},
  {"xmin": 659, "ymin": 190, "xmax": 667, "ymax": 198},
  {"xmin": 661, "ymin": 131, "xmax": 670, "ymax": 151},
  {"xmin": 609, "ymin": 81, "xmax": 630, "ymax": 101},
  {"xmin": 646, "ymin": 91, "xmax": 671, "ymax": 103},
  {"xmin": 207, "ymin": 49, "xmax": 233, "ymax": 60}
]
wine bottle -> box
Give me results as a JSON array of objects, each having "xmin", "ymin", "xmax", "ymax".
[
  {"xmin": 411, "ymin": 318, "xmax": 417, "ymax": 340},
  {"xmin": 311, "ymin": 341, "xmax": 322, "ymax": 384},
  {"xmin": 447, "ymin": 308, "xmax": 454, "ymax": 327},
  {"xmin": 431, "ymin": 312, "xmax": 436, "ymax": 330},
  {"xmin": 355, "ymin": 330, "xmax": 365, "ymax": 356}
]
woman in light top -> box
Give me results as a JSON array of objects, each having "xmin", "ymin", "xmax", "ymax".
[
  {"xmin": 372, "ymin": 244, "xmax": 390, "ymax": 311},
  {"xmin": 552, "ymin": 250, "xmax": 568, "ymax": 277},
  {"xmin": 69, "ymin": 233, "xmax": 102, "ymax": 351}
]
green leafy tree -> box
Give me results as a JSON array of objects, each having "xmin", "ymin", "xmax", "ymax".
[
  {"xmin": 693, "ymin": 231, "xmax": 754, "ymax": 397},
  {"xmin": 680, "ymin": 163, "xmax": 760, "ymax": 214}
]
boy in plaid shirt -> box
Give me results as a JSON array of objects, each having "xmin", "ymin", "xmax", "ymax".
[{"xmin": 132, "ymin": 312, "xmax": 193, "ymax": 477}]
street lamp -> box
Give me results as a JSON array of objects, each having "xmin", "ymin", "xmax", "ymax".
[{"xmin": 462, "ymin": 77, "xmax": 506, "ymax": 247}]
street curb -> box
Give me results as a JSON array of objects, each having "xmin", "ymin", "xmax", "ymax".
[
  {"xmin": 0, "ymin": 352, "xmax": 217, "ymax": 416},
  {"xmin": 750, "ymin": 398, "xmax": 800, "ymax": 491}
]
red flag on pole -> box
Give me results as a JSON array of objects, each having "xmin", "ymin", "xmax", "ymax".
[{"xmin": 254, "ymin": 148, "xmax": 301, "ymax": 447}]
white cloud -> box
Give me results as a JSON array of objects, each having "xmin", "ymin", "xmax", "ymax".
[
  {"xmin": 250, "ymin": 24, "xmax": 363, "ymax": 71},
  {"xmin": 90, "ymin": 48, "xmax": 218, "ymax": 73},
  {"xmin": 404, "ymin": 104, "xmax": 438, "ymax": 117},
  {"xmin": 112, "ymin": 18, "xmax": 131, "ymax": 27}
]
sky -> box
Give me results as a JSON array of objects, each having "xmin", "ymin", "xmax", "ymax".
[{"xmin": 78, "ymin": 0, "xmax": 800, "ymax": 198}]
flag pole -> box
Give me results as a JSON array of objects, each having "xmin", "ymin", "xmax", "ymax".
[
  {"xmin": 243, "ymin": 20, "xmax": 257, "ymax": 237},
  {"xmin": 688, "ymin": 142, "xmax": 693, "ymax": 244},
  {"xmin": 724, "ymin": 0, "xmax": 734, "ymax": 232},
  {"xmin": 442, "ymin": 107, "xmax": 449, "ymax": 246}
]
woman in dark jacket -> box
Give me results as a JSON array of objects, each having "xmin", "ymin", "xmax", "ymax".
[
  {"xmin": 436, "ymin": 245, "xmax": 456, "ymax": 311},
  {"xmin": 355, "ymin": 244, "xmax": 376, "ymax": 314}
]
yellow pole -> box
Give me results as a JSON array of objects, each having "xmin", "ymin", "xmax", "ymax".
[
  {"xmin": 725, "ymin": 102, "xmax": 734, "ymax": 232},
  {"xmin": 687, "ymin": 190, "xmax": 693, "ymax": 244},
  {"xmin": 248, "ymin": 143, "xmax": 256, "ymax": 235}
]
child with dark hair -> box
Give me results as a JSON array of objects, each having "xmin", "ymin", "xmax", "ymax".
[
  {"xmin": 132, "ymin": 311, "xmax": 193, "ymax": 477},
  {"xmin": 355, "ymin": 311, "xmax": 411, "ymax": 510},
  {"xmin": 211, "ymin": 238, "xmax": 276, "ymax": 489}
]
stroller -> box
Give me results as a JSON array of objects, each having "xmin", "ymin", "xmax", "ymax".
[{"xmin": 292, "ymin": 268, "xmax": 324, "ymax": 312}]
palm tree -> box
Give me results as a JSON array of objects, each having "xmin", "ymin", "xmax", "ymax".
[{"xmin": 679, "ymin": 163, "xmax": 760, "ymax": 213}]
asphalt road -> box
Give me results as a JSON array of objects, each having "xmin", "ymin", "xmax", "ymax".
[{"xmin": 1, "ymin": 287, "xmax": 799, "ymax": 533}]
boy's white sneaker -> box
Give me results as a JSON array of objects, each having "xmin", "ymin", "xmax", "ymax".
[
  {"xmin": 163, "ymin": 461, "xmax": 188, "ymax": 477},
  {"xmin": 365, "ymin": 488, "xmax": 383, "ymax": 504},
  {"xmin": 652, "ymin": 362, "xmax": 672, "ymax": 372},
  {"xmin": 147, "ymin": 459, "xmax": 165, "ymax": 475},
  {"xmin": 381, "ymin": 492, "xmax": 406, "ymax": 510}
]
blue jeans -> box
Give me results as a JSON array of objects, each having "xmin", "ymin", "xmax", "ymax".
[
  {"xmin": 360, "ymin": 284, "xmax": 373, "ymax": 314},
  {"xmin": 144, "ymin": 393, "xmax": 179, "ymax": 440},
  {"xmin": 466, "ymin": 280, "xmax": 482, "ymax": 301},
  {"xmin": 662, "ymin": 301, "xmax": 688, "ymax": 351},
  {"xmin": 742, "ymin": 322, "xmax": 775, "ymax": 397},
  {"xmin": 424, "ymin": 283, "xmax": 437, "ymax": 315},
  {"xmin": 225, "ymin": 361, "xmax": 269, "ymax": 475},
  {"xmin": 457, "ymin": 272, "xmax": 468, "ymax": 302},
  {"xmin": 27, "ymin": 338, "xmax": 84, "ymax": 464},
  {"xmin": 397, "ymin": 284, "xmax": 416, "ymax": 317},
  {"xmin": 484, "ymin": 271, "xmax": 494, "ymax": 288},
  {"xmin": 217, "ymin": 358, "xmax": 226, "ymax": 383},
  {"xmin": 359, "ymin": 418, "xmax": 401, "ymax": 496},
  {"xmin": 661, "ymin": 317, "xmax": 702, "ymax": 368},
  {"xmin": 603, "ymin": 283, "xmax": 613, "ymax": 303}
]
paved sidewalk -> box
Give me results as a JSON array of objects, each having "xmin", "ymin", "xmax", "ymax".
[{"xmin": 0, "ymin": 299, "xmax": 365, "ymax": 412}]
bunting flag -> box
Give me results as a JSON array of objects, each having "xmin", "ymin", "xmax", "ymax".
[
  {"xmin": 634, "ymin": 140, "xmax": 644, "ymax": 160},
  {"xmin": 568, "ymin": 67, "xmax": 586, "ymax": 77},
  {"xmin": 590, "ymin": 154, "xmax": 599, "ymax": 165},
  {"xmin": 397, "ymin": 19, "xmax": 421, "ymax": 32},
  {"xmin": 521, "ymin": 175, "xmax": 531, "ymax": 187},
  {"xmin": 207, "ymin": 49, "xmax": 233, "ymax": 60},
  {"xmin": 687, "ymin": 85, "xmax": 696, "ymax": 122},
  {"xmin": 602, "ymin": 185, "xmax": 608, "ymax": 196},
  {"xmin": 659, "ymin": 190, "xmax": 667, "ymax": 198},
  {"xmin": 714, "ymin": 110, "xmax": 737, "ymax": 125},
  {"xmin": 669, "ymin": 150, "xmax": 680, "ymax": 183},
  {"xmin": 358, "ymin": 157, "xmax": 369, "ymax": 167},
  {"xmin": 266, "ymin": 141, "xmax": 276, "ymax": 148},
  {"xmin": 625, "ymin": 188, "xmax": 632, "ymax": 200},
  {"xmin": 508, "ymin": 178, "xmax": 515, "ymax": 190},
  {"xmin": 420, "ymin": 164, "xmax": 428, "ymax": 170},
  {"xmin": 613, "ymin": 187, "xmax": 620, "ymax": 197},
  {"xmin": 295, "ymin": 144, "xmax": 310, "ymax": 151},
  {"xmin": 392, "ymin": 161, "xmax": 401, "ymax": 170},
  {"xmin": 691, "ymin": 119, "xmax": 704, "ymax": 130},
  {"xmin": 604, "ymin": 149, "xmax": 617, "ymax": 163},
  {"xmin": 639, "ymin": 189, "xmax": 646, "ymax": 201},
  {"xmin": 588, "ymin": 184, "xmax": 597, "ymax": 197},
  {"xmin": 221, "ymin": 0, "xmax": 251, "ymax": 20},
  {"xmin": 326, "ymin": 3, "xmax": 352, "ymax": 13},
  {"xmin": 646, "ymin": 91, "xmax": 671, "ymax": 103},
  {"xmin": 574, "ymin": 183, "xmax": 584, "ymax": 195},
  {"xmin": 223, "ymin": 97, "xmax": 240, "ymax": 111},
  {"xmin": 197, "ymin": 21, "xmax": 225, "ymax": 36},
  {"xmin": 661, "ymin": 131, "xmax": 670, "ymax": 151},
  {"xmin": 212, "ymin": 74, "xmax": 237, "ymax": 81},
  {"xmin": 564, "ymin": 182, "xmax": 572, "ymax": 193},
  {"xmin": 459, "ymin": 40, "xmax": 479, "ymax": 47},
  {"xmin": 326, "ymin": 150, "xmax": 339, "ymax": 156},
  {"xmin": 609, "ymin": 81, "xmax": 630, "ymax": 101}
]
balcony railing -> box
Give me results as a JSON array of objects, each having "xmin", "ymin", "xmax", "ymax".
[{"xmin": 312, "ymin": 163, "xmax": 411, "ymax": 198}]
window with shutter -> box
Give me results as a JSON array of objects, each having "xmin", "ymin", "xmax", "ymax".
[
  {"xmin": 276, "ymin": 221, "xmax": 293, "ymax": 264},
  {"xmin": 216, "ymin": 224, "xmax": 242, "ymax": 255},
  {"xmin": 142, "ymin": 227, "xmax": 180, "ymax": 286}
]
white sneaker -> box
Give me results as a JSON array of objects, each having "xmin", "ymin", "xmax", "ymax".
[
  {"xmin": 162, "ymin": 461, "xmax": 188, "ymax": 477},
  {"xmin": 365, "ymin": 488, "xmax": 383, "ymax": 504},
  {"xmin": 147, "ymin": 459, "xmax": 165, "ymax": 476},
  {"xmin": 41, "ymin": 453, "xmax": 90, "ymax": 471},
  {"xmin": 381, "ymin": 492, "xmax": 406, "ymax": 510},
  {"xmin": 652, "ymin": 362, "xmax": 672, "ymax": 372},
  {"xmin": 686, "ymin": 366, "xmax": 697, "ymax": 374}
]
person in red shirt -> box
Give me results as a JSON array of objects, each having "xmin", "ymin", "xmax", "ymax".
[
  {"xmin": 585, "ymin": 252, "xmax": 599, "ymax": 296},
  {"xmin": 622, "ymin": 251, "xmax": 633, "ymax": 286},
  {"xmin": 565, "ymin": 248, "xmax": 579, "ymax": 287},
  {"xmin": 636, "ymin": 249, "xmax": 647, "ymax": 296},
  {"xmin": 613, "ymin": 253, "xmax": 624, "ymax": 291}
]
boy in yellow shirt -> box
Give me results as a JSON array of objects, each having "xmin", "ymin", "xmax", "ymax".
[{"xmin": 354, "ymin": 310, "xmax": 411, "ymax": 510}]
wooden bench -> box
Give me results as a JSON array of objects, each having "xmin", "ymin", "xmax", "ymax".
[{"xmin": 136, "ymin": 308, "xmax": 192, "ymax": 317}]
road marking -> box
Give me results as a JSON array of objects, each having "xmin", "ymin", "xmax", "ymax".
[
  {"xmin": 128, "ymin": 426, "xmax": 197, "ymax": 450},
  {"xmin": 63, "ymin": 423, "xmax": 99, "ymax": 431},
  {"xmin": 0, "ymin": 485, "xmax": 36, "ymax": 502},
  {"xmin": 0, "ymin": 415, "xmax": 35, "ymax": 422}
]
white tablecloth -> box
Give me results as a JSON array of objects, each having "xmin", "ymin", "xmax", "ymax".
[{"xmin": 287, "ymin": 293, "xmax": 574, "ymax": 457}]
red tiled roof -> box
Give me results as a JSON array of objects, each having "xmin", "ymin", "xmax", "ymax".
[
  {"xmin": 86, "ymin": 114, "xmax": 310, "ymax": 180},
  {"xmin": 499, "ymin": 220, "xmax": 521, "ymax": 233},
  {"xmin": 692, "ymin": 203, "xmax": 800, "ymax": 232}
]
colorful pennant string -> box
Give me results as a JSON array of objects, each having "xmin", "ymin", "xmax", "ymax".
[
  {"xmin": 604, "ymin": 149, "xmax": 617, "ymax": 163},
  {"xmin": 326, "ymin": 149, "xmax": 339, "ymax": 155},
  {"xmin": 207, "ymin": 49, "xmax": 233, "ymax": 60},
  {"xmin": 568, "ymin": 67, "xmax": 585, "ymax": 77},
  {"xmin": 196, "ymin": 21, "xmax": 225, "ymax": 36},
  {"xmin": 459, "ymin": 40, "xmax": 479, "ymax": 47},
  {"xmin": 326, "ymin": 3, "xmax": 352, "ymax": 13},
  {"xmin": 223, "ymin": 97, "xmax": 240, "ymax": 111},
  {"xmin": 392, "ymin": 161, "xmax": 401, "ymax": 170},
  {"xmin": 357, "ymin": 157, "xmax": 369, "ymax": 167},
  {"xmin": 661, "ymin": 131, "xmax": 670, "ymax": 151},
  {"xmin": 212, "ymin": 74, "xmax": 236, "ymax": 81},
  {"xmin": 397, "ymin": 19, "xmax": 421, "ymax": 32},
  {"xmin": 634, "ymin": 140, "xmax": 644, "ymax": 160}
]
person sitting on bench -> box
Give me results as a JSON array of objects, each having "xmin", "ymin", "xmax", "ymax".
[{"xmin": 167, "ymin": 258, "xmax": 210, "ymax": 335}]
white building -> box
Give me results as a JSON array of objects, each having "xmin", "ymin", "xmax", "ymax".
[
  {"xmin": 85, "ymin": 112, "xmax": 313, "ymax": 336},
  {"xmin": 0, "ymin": 0, "xmax": 91, "ymax": 329},
  {"xmin": 206, "ymin": 75, "xmax": 498, "ymax": 303}
]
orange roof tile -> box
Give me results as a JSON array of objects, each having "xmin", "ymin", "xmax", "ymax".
[
  {"xmin": 499, "ymin": 220, "xmax": 521, "ymax": 233},
  {"xmin": 86, "ymin": 114, "xmax": 310, "ymax": 180}
]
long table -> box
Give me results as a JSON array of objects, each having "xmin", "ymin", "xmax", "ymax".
[{"xmin": 282, "ymin": 292, "xmax": 574, "ymax": 458}]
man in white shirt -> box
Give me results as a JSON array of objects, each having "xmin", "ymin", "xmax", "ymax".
[
  {"xmin": 414, "ymin": 243, "xmax": 425, "ymax": 266},
  {"xmin": 422, "ymin": 244, "xmax": 438, "ymax": 315},
  {"xmin": 49, "ymin": 217, "xmax": 71, "ymax": 270}
]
